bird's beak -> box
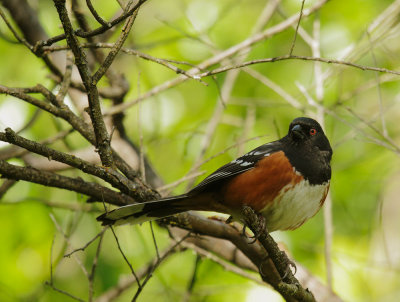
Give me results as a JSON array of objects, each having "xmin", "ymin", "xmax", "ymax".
[{"xmin": 291, "ymin": 124, "xmax": 305, "ymax": 140}]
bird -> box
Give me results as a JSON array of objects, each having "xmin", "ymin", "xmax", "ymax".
[{"xmin": 97, "ymin": 117, "xmax": 332, "ymax": 232}]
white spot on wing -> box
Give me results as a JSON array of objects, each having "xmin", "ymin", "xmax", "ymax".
[
  {"xmin": 240, "ymin": 161, "xmax": 253, "ymax": 166},
  {"xmin": 231, "ymin": 159, "xmax": 243, "ymax": 164},
  {"xmin": 252, "ymin": 151, "xmax": 264, "ymax": 156}
]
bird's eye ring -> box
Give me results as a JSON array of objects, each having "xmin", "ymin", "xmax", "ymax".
[{"xmin": 309, "ymin": 128, "xmax": 317, "ymax": 136}]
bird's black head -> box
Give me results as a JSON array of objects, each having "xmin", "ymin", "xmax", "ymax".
[
  {"xmin": 283, "ymin": 117, "xmax": 332, "ymax": 184},
  {"xmin": 288, "ymin": 117, "xmax": 332, "ymax": 159}
]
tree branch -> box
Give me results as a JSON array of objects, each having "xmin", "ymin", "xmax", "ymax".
[
  {"xmin": 0, "ymin": 160, "xmax": 133, "ymax": 205},
  {"xmin": 92, "ymin": 4, "xmax": 139, "ymax": 84},
  {"xmin": 41, "ymin": 0, "xmax": 148, "ymax": 47},
  {"xmin": 53, "ymin": 0, "xmax": 113, "ymax": 166},
  {"xmin": 0, "ymin": 128, "xmax": 139, "ymax": 198},
  {"xmin": 197, "ymin": 55, "xmax": 400, "ymax": 78},
  {"xmin": 0, "ymin": 84, "xmax": 151, "ymax": 197},
  {"xmin": 241, "ymin": 206, "xmax": 316, "ymax": 302}
]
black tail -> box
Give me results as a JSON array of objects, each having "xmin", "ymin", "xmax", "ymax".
[{"xmin": 96, "ymin": 194, "xmax": 190, "ymax": 226}]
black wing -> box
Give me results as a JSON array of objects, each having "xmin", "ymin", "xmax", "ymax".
[{"xmin": 189, "ymin": 140, "xmax": 282, "ymax": 193}]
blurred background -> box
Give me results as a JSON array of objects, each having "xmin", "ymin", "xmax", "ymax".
[{"xmin": 1, "ymin": 0, "xmax": 400, "ymax": 301}]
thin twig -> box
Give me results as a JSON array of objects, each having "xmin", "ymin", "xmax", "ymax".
[
  {"xmin": 289, "ymin": 0, "xmax": 306, "ymax": 55},
  {"xmin": 49, "ymin": 234, "xmax": 56, "ymax": 285},
  {"xmin": 181, "ymin": 241, "xmax": 264, "ymax": 285},
  {"xmin": 0, "ymin": 179, "xmax": 16, "ymax": 199},
  {"xmin": 131, "ymin": 233, "xmax": 191, "ymax": 301},
  {"xmin": 0, "ymin": 84, "xmax": 150, "ymax": 197},
  {"xmin": 16, "ymin": 108, "xmax": 42, "ymax": 134},
  {"xmin": 109, "ymin": 226, "xmax": 142, "ymax": 289},
  {"xmin": 236, "ymin": 105, "xmax": 255, "ymax": 156},
  {"xmin": 157, "ymin": 171, "xmax": 206, "ymax": 193},
  {"xmin": 64, "ymin": 229, "xmax": 106, "ymax": 258},
  {"xmin": 367, "ymin": 31, "xmax": 388, "ymax": 137},
  {"xmin": 94, "ymin": 241, "xmax": 182, "ymax": 302},
  {"xmin": 297, "ymin": 82, "xmax": 400, "ymax": 155},
  {"xmin": 310, "ymin": 14, "xmax": 334, "ymax": 290},
  {"xmin": 54, "ymin": 0, "xmax": 113, "ymax": 166},
  {"xmin": 41, "ymin": 0, "xmax": 148, "ymax": 47},
  {"xmin": 89, "ymin": 231, "xmax": 104, "ymax": 302},
  {"xmin": 0, "ymin": 6, "xmax": 33, "ymax": 50},
  {"xmin": 0, "ymin": 128, "xmax": 137, "ymax": 198},
  {"xmin": 0, "ymin": 159, "xmax": 135, "ymax": 205},
  {"xmin": 0, "ymin": 84, "xmax": 97, "ymax": 145},
  {"xmin": 92, "ymin": 6, "xmax": 139, "ymax": 84},
  {"xmin": 184, "ymin": 1, "xmax": 279, "ymax": 189},
  {"xmin": 149, "ymin": 222, "xmax": 160, "ymax": 260},
  {"xmin": 182, "ymin": 255, "xmax": 200, "ymax": 302},
  {"xmin": 190, "ymin": 134, "xmax": 271, "ymax": 174},
  {"xmin": 56, "ymin": 50, "xmax": 74, "ymax": 104},
  {"xmin": 0, "ymin": 128, "xmax": 73, "ymax": 161},
  {"xmin": 1, "ymin": 198, "xmax": 100, "ymax": 212},
  {"xmin": 43, "ymin": 43, "xmax": 208, "ymax": 84},
  {"xmin": 44, "ymin": 282, "xmax": 86, "ymax": 302},
  {"xmin": 137, "ymin": 71, "xmax": 146, "ymax": 182},
  {"xmin": 104, "ymin": 0, "xmax": 330, "ymax": 116},
  {"xmin": 244, "ymin": 67, "xmax": 302, "ymax": 109},
  {"xmin": 197, "ymin": 55, "xmax": 400, "ymax": 78},
  {"xmin": 49, "ymin": 213, "xmax": 89, "ymax": 277},
  {"xmin": 86, "ymin": 0, "xmax": 109, "ymax": 26}
]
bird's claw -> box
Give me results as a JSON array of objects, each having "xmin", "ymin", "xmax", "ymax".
[
  {"xmin": 281, "ymin": 253, "xmax": 297, "ymax": 280},
  {"xmin": 240, "ymin": 208, "xmax": 267, "ymax": 244},
  {"xmin": 248, "ymin": 211, "xmax": 267, "ymax": 244}
]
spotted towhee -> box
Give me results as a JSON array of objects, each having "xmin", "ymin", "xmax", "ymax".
[{"xmin": 97, "ymin": 117, "xmax": 332, "ymax": 232}]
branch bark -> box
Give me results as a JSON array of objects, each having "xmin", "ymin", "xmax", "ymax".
[
  {"xmin": 0, "ymin": 160, "xmax": 133, "ymax": 205},
  {"xmin": 53, "ymin": 0, "xmax": 113, "ymax": 167},
  {"xmin": 0, "ymin": 0, "xmax": 348, "ymax": 301}
]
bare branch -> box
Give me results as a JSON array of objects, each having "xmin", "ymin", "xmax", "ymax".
[
  {"xmin": 0, "ymin": 6, "xmax": 33, "ymax": 50},
  {"xmin": 42, "ymin": 43, "xmax": 208, "ymax": 84},
  {"xmin": 181, "ymin": 241, "xmax": 264, "ymax": 285},
  {"xmin": 94, "ymin": 241, "xmax": 181, "ymax": 302},
  {"xmin": 64, "ymin": 229, "xmax": 106, "ymax": 258},
  {"xmin": 1, "ymin": 198, "xmax": 100, "ymax": 212},
  {"xmin": 0, "ymin": 128, "xmax": 139, "ymax": 197},
  {"xmin": 104, "ymin": 0, "xmax": 330, "ymax": 116},
  {"xmin": 289, "ymin": 0, "xmax": 306, "ymax": 55},
  {"xmin": 0, "ymin": 160, "xmax": 134, "ymax": 205},
  {"xmin": 56, "ymin": 50, "xmax": 74, "ymax": 104},
  {"xmin": 53, "ymin": 0, "xmax": 113, "ymax": 166},
  {"xmin": 85, "ymin": 0, "xmax": 109, "ymax": 26},
  {"xmin": 92, "ymin": 6, "xmax": 139, "ymax": 84},
  {"xmin": 0, "ymin": 179, "xmax": 16, "ymax": 199},
  {"xmin": 89, "ymin": 231, "xmax": 104, "ymax": 302},
  {"xmin": 197, "ymin": 55, "xmax": 400, "ymax": 78},
  {"xmin": 42, "ymin": 0, "xmax": 148, "ymax": 47},
  {"xmin": 109, "ymin": 226, "xmax": 142, "ymax": 289},
  {"xmin": 44, "ymin": 282, "xmax": 86, "ymax": 302},
  {"xmin": 241, "ymin": 206, "xmax": 315, "ymax": 302}
]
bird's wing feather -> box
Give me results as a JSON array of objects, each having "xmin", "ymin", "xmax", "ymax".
[{"xmin": 190, "ymin": 141, "xmax": 281, "ymax": 193}]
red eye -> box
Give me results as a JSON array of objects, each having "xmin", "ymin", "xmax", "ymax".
[{"xmin": 309, "ymin": 128, "xmax": 317, "ymax": 136}]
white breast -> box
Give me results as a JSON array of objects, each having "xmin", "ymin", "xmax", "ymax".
[{"xmin": 260, "ymin": 180, "xmax": 329, "ymax": 232}]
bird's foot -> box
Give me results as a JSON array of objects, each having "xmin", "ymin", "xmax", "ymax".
[
  {"xmin": 240, "ymin": 206, "xmax": 268, "ymax": 244},
  {"xmin": 248, "ymin": 212, "xmax": 267, "ymax": 243},
  {"xmin": 280, "ymin": 251, "xmax": 297, "ymax": 280}
]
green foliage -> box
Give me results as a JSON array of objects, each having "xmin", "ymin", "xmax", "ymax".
[{"xmin": 1, "ymin": 0, "xmax": 400, "ymax": 301}]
